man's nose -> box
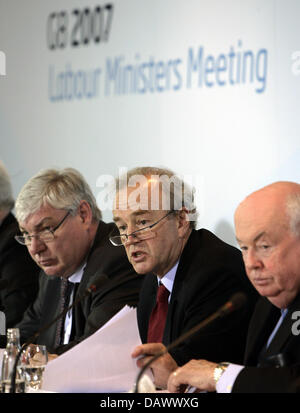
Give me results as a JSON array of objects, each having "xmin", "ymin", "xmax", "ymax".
[
  {"xmin": 27, "ymin": 236, "xmax": 47, "ymax": 255},
  {"xmin": 244, "ymin": 248, "xmax": 263, "ymax": 271},
  {"xmin": 125, "ymin": 232, "xmax": 139, "ymax": 246}
]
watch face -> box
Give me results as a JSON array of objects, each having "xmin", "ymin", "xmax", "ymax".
[{"xmin": 214, "ymin": 363, "xmax": 229, "ymax": 383}]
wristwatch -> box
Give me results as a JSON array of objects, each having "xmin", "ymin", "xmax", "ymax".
[{"xmin": 213, "ymin": 362, "xmax": 230, "ymax": 383}]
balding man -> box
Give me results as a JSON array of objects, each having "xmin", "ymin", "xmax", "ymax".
[{"xmin": 168, "ymin": 181, "xmax": 300, "ymax": 393}]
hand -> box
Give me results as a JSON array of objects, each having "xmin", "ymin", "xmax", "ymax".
[
  {"xmin": 47, "ymin": 353, "xmax": 59, "ymax": 362},
  {"xmin": 167, "ymin": 359, "xmax": 218, "ymax": 393},
  {"xmin": 132, "ymin": 343, "xmax": 178, "ymax": 389}
]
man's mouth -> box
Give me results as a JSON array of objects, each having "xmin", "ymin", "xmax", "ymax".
[
  {"xmin": 253, "ymin": 277, "xmax": 272, "ymax": 286},
  {"xmin": 131, "ymin": 251, "xmax": 147, "ymax": 262},
  {"xmin": 38, "ymin": 259, "xmax": 54, "ymax": 267}
]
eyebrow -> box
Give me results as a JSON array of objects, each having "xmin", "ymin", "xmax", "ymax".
[
  {"xmin": 20, "ymin": 217, "xmax": 54, "ymax": 232},
  {"xmin": 113, "ymin": 210, "xmax": 151, "ymax": 223},
  {"xmin": 236, "ymin": 231, "xmax": 266, "ymax": 244}
]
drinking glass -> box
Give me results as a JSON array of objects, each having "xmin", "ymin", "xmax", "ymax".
[{"xmin": 20, "ymin": 344, "xmax": 48, "ymax": 391}]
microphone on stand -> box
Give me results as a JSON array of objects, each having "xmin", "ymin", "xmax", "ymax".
[
  {"xmin": 133, "ymin": 291, "xmax": 247, "ymax": 393},
  {"xmin": 10, "ymin": 272, "xmax": 109, "ymax": 393}
]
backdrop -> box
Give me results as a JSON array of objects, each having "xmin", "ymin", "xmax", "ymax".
[{"xmin": 0, "ymin": 0, "xmax": 299, "ymax": 245}]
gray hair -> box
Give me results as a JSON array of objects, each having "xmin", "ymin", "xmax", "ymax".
[
  {"xmin": 0, "ymin": 161, "xmax": 14, "ymax": 211},
  {"xmin": 116, "ymin": 166, "xmax": 198, "ymax": 229},
  {"xmin": 15, "ymin": 167, "xmax": 102, "ymax": 223},
  {"xmin": 286, "ymin": 192, "xmax": 300, "ymax": 237}
]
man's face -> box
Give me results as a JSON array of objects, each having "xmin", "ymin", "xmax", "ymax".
[
  {"xmin": 19, "ymin": 202, "xmax": 92, "ymax": 278},
  {"xmin": 235, "ymin": 197, "xmax": 300, "ymax": 308},
  {"xmin": 113, "ymin": 186, "xmax": 189, "ymax": 277}
]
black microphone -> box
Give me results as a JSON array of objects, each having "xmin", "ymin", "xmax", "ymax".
[
  {"xmin": 10, "ymin": 271, "xmax": 109, "ymax": 393},
  {"xmin": 0, "ymin": 279, "xmax": 9, "ymax": 290},
  {"xmin": 133, "ymin": 292, "xmax": 247, "ymax": 393}
]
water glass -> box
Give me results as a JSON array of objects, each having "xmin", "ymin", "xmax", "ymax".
[{"xmin": 20, "ymin": 344, "xmax": 48, "ymax": 391}]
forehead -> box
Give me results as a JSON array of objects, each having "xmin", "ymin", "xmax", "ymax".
[
  {"xmin": 20, "ymin": 203, "xmax": 62, "ymax": 230},
  {"xmin": 114, "ymin": 177, "xmax": 173, "ymax": 211},
  {"xmin": 235, "ymin": 198, "xmax": 289, "ymax": 242}
]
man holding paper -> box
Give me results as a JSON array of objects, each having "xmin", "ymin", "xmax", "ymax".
[{"xmin": 111, "ymin": 166, "xmax": 258, "ymax": 389}]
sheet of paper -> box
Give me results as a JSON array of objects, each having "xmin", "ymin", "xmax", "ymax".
[{"xmin": 42, "ymin": 306, "xmax": 142, "ymax": 393}]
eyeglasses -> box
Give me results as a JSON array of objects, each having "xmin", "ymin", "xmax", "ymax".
[
  {"xmin": 109, "ymin": 211, "xmax": 174, "ymax": 247},
  {"xmin": 15, "ymin": 211, "xmax": 71, "ymax": 246}
]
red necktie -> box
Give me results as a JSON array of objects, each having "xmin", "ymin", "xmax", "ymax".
[{"xmin": 147, "ymin": 283, "xmax": 170, "ymax": 343}]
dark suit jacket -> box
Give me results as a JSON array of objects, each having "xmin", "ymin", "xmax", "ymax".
[
  {"xmin": 17, "ymin": 220, "xmax": 144, "ymax": 353},
  {"xmin": 0, "ymin": 212, "xmax": 39, "ymax": 327},
  {"xmin": 232, "ymin": 295, "xmax": 300, "ymax": 393},
  {"xmin": 137, "ymin": 229, "xmax": 258, "ymax": 366}
]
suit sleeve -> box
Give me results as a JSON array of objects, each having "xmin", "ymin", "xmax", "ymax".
[
  {"xmin": 232, "ymin": 364, "xmax": 300, "ymax": 393},
  {"xmin": 16, "ymin": 272, "xmax": 47, "ymax": 343},
  {"xmin": 0, "ymin": 240, "xmax": 39, "ymax": 327}
]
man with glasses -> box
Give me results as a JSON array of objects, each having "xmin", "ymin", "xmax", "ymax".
[
  {"xmin": 111, "ymin": 166, "xmax": 258, "ymax": 389},
  {"xmin": 15, "ymin": 167, "xmax": 143, "ymax": 354}
]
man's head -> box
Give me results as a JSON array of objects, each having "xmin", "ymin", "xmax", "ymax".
[
  {"xmin": 0, "ymin": 160, "xmax": 14, "ymax": 219},
  {"xmin": 112, "ymin": 166, "xmax": 196, "ymax": 278},
  {"xmin": 234, "ymin": 181, "xmax": 300, "ymax": 309},
  {"xmin": 15, "ymin": 168, "xmax": 101, "ymax": 278}
]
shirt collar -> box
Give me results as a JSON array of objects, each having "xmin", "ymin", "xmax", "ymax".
[
  {"xmin": 157, "ymin": 261, "xmax": 179, "ymax": 294},
  {"xmin": 67, "ymin": 262, "xmax": 86, "ymax": 284}
]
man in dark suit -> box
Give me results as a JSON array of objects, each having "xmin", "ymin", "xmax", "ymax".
[
  {"xmin": 111, "ymin": 166, "xmax": 258, "ymax": 389},
  {"xmin": 168, "ymin": 181, "xmax": 300, "ymax": 393},
  {"xmin": 0, "ymin": 161, "xmax": 39, "ymax": 330},
  {"xmin": 15, "ymin": 167, "xmax": 143, "ymax": 354}
]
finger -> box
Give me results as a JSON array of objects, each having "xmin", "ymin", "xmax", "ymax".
[
  {"xmin": 136, "ymin": 355, "xmax": 155, "ymax": 369},
  {"xmin": 131, "ymin": 344, "xmax": 145, "ymax": 358},
  {"xmin": 132, "ymin": 343, "xmax": 164, "ymax": 358},
  {"xmin": 168, "ymin": 369, "xmax": 184, "ymax": 393}
]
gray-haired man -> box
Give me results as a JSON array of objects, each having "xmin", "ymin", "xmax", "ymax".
[
  {"xmin": 15, "ymin": 167, "xmax": 143, "ymax": 354},
  {"xmin": 111, "ymin": 166, "xmax": 258, "ymax": 389}
]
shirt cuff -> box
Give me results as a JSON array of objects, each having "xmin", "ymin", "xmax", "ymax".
[{"xmin": 216, "ymin": 364, "xmax": 244, "ymax": 393}]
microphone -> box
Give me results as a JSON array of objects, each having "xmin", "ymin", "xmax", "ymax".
[
  {"xmin": 10, "ymin": 271, "xmax": 109, "ymax": 393},
  {"xmin": 0, "ymin": 279, "xmax": 9, "ymax": 290},
  {"xmin": 133, "ymin": 292, "xmax": 247, "ymax": 393}
]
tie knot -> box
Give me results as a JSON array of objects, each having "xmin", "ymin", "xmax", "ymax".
[{"xmin": 157, "ymin": 283, "xmax": 169, "ymax": 303}]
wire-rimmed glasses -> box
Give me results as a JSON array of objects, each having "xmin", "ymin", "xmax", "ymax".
[
  {"xmin": 109, "ymin": 210, "xmax": 174, "ymax": 246},
  {"xmin": 15, "ymin": 211, "xmax": 70, "ymax": 246}
]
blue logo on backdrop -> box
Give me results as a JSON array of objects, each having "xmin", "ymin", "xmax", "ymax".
[{"xmin": 48, "ymin": 40, "xmax": 268, "ymax": 102}]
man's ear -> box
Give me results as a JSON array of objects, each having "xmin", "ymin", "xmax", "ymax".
[
  {"xmin": 78, "ymin": 200, "xmax": 93, "ymax": 225},
  {"xmin": 177, "ymin": 207, "xmax": 191, "ymax": 235}
]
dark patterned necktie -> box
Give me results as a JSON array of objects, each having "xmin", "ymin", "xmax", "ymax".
[
  {"xmin": 147, "ymin": 282, "xmax": 170, "ymax": 343},
  {"xmin": 54, "ymin": 278, "xmax": 74, "ymax": 348}
]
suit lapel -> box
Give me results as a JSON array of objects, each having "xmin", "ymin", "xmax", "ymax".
[
  {"xmin": 263, "ymin": 295, "xmax": 300, "ymax": 360},
  {"xmin": 244, "ymin": 298, "xmax": 280, "ymax": 365},
  {"xmin": 263, "ymin": 311, "xmax": 292, "ymax": 358},
  {"xmin": 76, "ymin": 221, "xmax": 108, "ymax": 295}
]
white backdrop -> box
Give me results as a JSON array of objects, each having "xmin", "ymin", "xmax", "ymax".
[{"xmin": 0, "ymin": 0, "xmax": 299, "ymax": 246}]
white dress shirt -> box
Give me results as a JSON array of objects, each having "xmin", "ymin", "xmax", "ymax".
[{"xmin": 157, "ymin": 261, "xmax": 179, "ymax": 301}]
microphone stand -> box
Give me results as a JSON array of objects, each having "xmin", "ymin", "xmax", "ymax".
[
  {"xmin": 10, "ymin": 287, "xmax": 94, "ymax": 393},
  {"xmin": 133, "ymin": 293, "xmax": 246, "ymax": 393}
]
